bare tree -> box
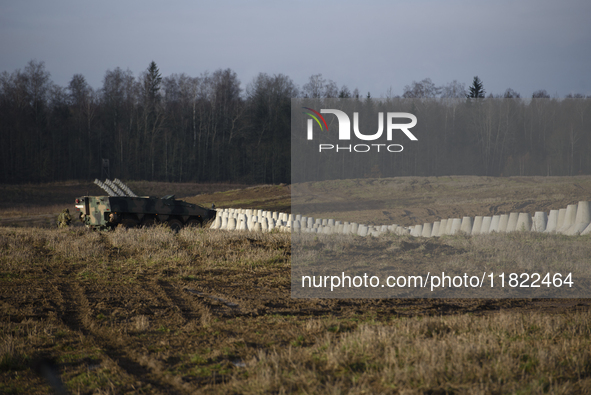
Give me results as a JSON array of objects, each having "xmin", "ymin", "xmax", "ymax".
[
  {"xmin": 566, "ymin": 93, "xmax": 586, "ymax": 99},
  {"xmin": 338, "ymin": 85, "xmax": 351, "ymax": 98},
  {"xmin": 532, "ymin": 89, "xmax": 550, "ymax": 98},
  {"xmin": 402, "ymin": 78, "xmax": 440, "ymax": 98},
  {"xmin": 302, "ymin": 74, "xmax": 338, "ymax": 98},
  {"xmin": 503, "ymin": 88, "xmax": 521, "ymax": 98},
  {"xmin": 441, "ymin": 80, "xmax": 467, "ymax": 98}
]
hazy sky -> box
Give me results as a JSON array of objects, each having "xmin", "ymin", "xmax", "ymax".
[{"xmin": 1, "ymin": 0, "xmax": 590, "ymax": 97}]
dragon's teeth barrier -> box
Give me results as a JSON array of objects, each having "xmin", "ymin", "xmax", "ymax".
[{"xmin": 212, "ymin": 201, "xmax": 591, "ymax": 237}]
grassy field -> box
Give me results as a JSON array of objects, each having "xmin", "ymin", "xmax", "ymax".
[{"xmin": 1, "ymin": 177, "xmax": 591, "ymax": 393}]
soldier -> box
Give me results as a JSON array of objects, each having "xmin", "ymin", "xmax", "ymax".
[{"xmin": 57, "ymin": 208, "xmax": 72, "ymax": 228}]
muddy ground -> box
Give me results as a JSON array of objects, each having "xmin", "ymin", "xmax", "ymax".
[
  {"xmin": 1, "ymin": 177, "xmax": 591, "ymax": 393},
  {"xmin": 2, "ymin": 230, "xmax": 590, "ymax": 394}
]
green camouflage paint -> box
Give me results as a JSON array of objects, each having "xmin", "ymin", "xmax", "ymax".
[{"xmin": 75, "ymin": 195, "xmax": 215, "ymax": 231}]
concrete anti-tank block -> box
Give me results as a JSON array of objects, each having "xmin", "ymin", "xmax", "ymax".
[
  {"xmin": 558, "ymin": 205, "xmax": 577, "ymax": 234},
  {"xmin": 556, "ymin": 208, "xmax": 567, "ymax": 231},
  {"xmin": 497, "ymin": 214, "xmax": 509, "ymax": 233},
  {"xmin": 357, "ymin": 225, "xmax": 368, "ymax": 237},
  {"xmin": 445, "ymin": 219, "xmax": 455, "ymax": 235},
  {"xmin": 431, "ymin": 222, "xmax": 440, "ymax": 237},
  {"xmin": 515, "ymin": 213, "xmax": 532, "ymax": 231},
  {"xmin": 422, "ymin": 223, "xmax": 432, "ymax": 237},
  {"xmin": 211, "ymin": 215, "xmax": 221, "ymax": 229},
  {"xmin": 411, "ymin": 224, "xmax": 423, "ymax": 237},
  {"xmin": 506, "ymin": 213, "xmax": 519, "ymax": 232},
  {"xmin": 460, "ymin": 217, "xmax": 473, "ymax": 235},
  {"xmin": 489, "ymin": 215, "xmax": 500, "ymax": 232},
  {"xmin": 532, "ymin": 212, "xmax": 547, "ymax": 232},
  {"xmin": 472, "ymin": 216, "xmax": 483, "ymax": 235},
  {"xmin": 545, "ymin": 210, "xmax": 558, "ymax": 233},
  {"xmin": 438, "ymin": 219, "xmax": 448, "ymax": 236},
  {"xmin": 566, "ymin": 201, "xmax": 590, "ymax": 235},
  {"xmin": 395, "ymin": 227, "xmax": 410, "ymax": 236},
  {"xmin": 450, "ymin": 219, "xmax": 462, "ymax": 235},
  {"xmin": 480, "ymin": 217, "xmax": 492, "ymax": 234},
  {"xmin": 581, "ymin": 222, "xmax": 591, "ymax": 235}
]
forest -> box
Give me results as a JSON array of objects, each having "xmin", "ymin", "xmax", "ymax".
[
  {"xmin": 292, "ymin": 96, "xmax": 591, "ymax": 182},
  {"xmin": 1, "ymin": 60, "xmax": 589, "ymax": 185}
]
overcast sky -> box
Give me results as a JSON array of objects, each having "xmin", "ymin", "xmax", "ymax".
[{"xmin": 1, "ymin": 0, "xmax": 590, "ymax": 98}]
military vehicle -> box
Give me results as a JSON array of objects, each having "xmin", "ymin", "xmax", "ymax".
[{"xmin": 75, "ymin": 179, "xmax": 216, "ymax": 231}]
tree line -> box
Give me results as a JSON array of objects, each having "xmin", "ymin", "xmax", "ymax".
[
  {"xmin": 292, "ymin": 97, "xmax": 591, "ymax": 182},
  {"xmin": 0, "ymin": 60, "xmax": 589, "ymax": 185}
]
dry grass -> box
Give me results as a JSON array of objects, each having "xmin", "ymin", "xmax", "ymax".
[
  {"xmin": 229, "ymin": 311, "xmax": 591, "ymax": 394},
  {"xmin": 0, "ymin": 204, "xmax": 66, "ymax": 218},
  {"xmin": 178, "ymin": 228, "xmax": 291, "ymax": 270},
  {"xmin": 291, "ymin": 231, "xmax": 591, "ymax": 298},
  {"xmin": 1, "ymin": 226, "xmax": 590, "ymax": 394},
  {"xmin": 0, "ymin": 227, "xmax": 106, "ymax": 271},
  {"xmin": 448, "ymin": 232, "xmax": 591, "ymax": 276}
]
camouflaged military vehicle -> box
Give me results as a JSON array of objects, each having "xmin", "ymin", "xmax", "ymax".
[{"xmin": 75, "ymin": 179, "xmax": 216, "ymax": 231}]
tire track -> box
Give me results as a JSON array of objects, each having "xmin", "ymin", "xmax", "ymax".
[
  {"xmin": 142, "ymin": 280, "xmax": 191, "ymax": 325},
  {"xmin": 155, "ymin": 279, "xmax": 201, "ymax": 322},
  {"xmin": 56, "ymin": 272, "xmax": 195, "ymax": 395},
  {"xmin": 182, "ymin": 286, "xmax": 242, "ymax": 318},
  {"xmin": 150, "ymin": 279, "xmax": 229, "ymax": 324}
]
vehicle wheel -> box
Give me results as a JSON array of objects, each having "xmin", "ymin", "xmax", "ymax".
[
  {"xmin": 140, "ymin": 216, "xmax": 157, "ymax": 228},
  {"xmin": 186, "ymin": 219, "xmax": 202, "ymax": 228},
  {"xmin": 121, "ymin": 218, "xmax": 139, "ymax": 228},
  {"xmin": 167, "ymin": 219, "xmax": 183, "ymax": 233}
]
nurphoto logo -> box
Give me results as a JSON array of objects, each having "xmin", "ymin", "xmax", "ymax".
[{"xmin": 303, "ymin": 107, "xmax": 418, "ymax": 153}]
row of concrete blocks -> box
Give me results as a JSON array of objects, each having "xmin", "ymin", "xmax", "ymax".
[
  {"xmin": 209, "ymin": 201, "xmax": 591, "ymax": 237},
  {"xmin": 210, "ymin": 209, "xmax": 297, "ymax": 232},
  {"xmin": 209, "ymin": 208, "xmax": 400, "ymax": 235},
  {"xmin": 407, "ymin": 201, "xmax": 591, "ymax": 238}
]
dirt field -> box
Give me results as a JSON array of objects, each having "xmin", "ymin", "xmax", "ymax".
[
  {"xmin": 290, "ymin": 175, "xmax": 591, "ymax": 226},
  {"xmin": 1, "ymin": 177, "xmax": 591, "ymax": 393}
]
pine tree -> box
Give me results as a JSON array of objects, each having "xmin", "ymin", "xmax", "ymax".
[
  {"xmin": 467, "ymin": 76, "xmax": 485, "ymax": 98},
  {"xmin": 145, "ymin": 61, "xmax": 162, "ymax": 105}
]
